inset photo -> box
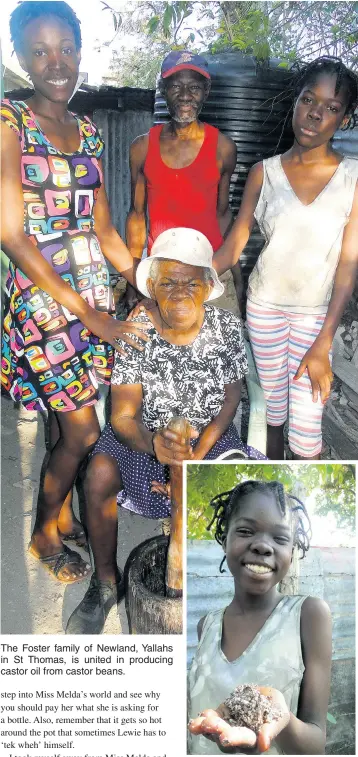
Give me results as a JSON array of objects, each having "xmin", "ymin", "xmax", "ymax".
[{"xmin": 187, "ymin": 463, "xmax": 355, "ymax": 756}]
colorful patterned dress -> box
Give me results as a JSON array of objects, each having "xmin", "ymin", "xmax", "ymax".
[{"xmin": 1, "ymin": 100, "xmax": 115, "ymax": 413}]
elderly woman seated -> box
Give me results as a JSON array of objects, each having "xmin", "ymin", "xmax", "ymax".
[{"xmin": 66, "ymin": 228, "xmax": 265, "ymax": 634}]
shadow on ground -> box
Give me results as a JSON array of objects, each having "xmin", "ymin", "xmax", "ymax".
[{"xmin": 1, "ymin": 395, "xmax": 159, "ymax": 635}]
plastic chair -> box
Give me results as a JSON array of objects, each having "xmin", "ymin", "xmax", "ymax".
[{"xmin": 216, "ymin": 338, "xmax": 267, "ymax": 459}]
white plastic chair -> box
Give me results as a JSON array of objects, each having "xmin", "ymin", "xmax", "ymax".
[
  {"xmin": 216, "ymin": 338, "xmax": 267, "ymax": 459},
  {"xmin": 245, "ymin": 337, "xmax": 267, "ymax": 454}
]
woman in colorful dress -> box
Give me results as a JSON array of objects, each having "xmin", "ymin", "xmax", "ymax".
[{"xmin": 1, "ymin": 1, "xmax": 150, "ymax": 582}]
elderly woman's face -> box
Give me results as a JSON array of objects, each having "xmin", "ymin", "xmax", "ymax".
[{"xmin": 148, "ymin": 260, "xmax": 211, "ymax": 330}]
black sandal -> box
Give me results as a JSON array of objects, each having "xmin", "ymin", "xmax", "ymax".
[
  {"xmin": 58, "ymin": 528, "xmax": 89, "ymax": 552},
  {"xmin": 28, "ymin": 543, "xmax": 91, "ymax": 583}
]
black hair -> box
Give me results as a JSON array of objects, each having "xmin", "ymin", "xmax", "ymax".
[
  {"xmin": 10, "ymin": 1, "xmax": 82, "ymax": 53},
  {"xmin": 207, "ymin": 480, "xmax": 312, "ymax": 573},
  {"xmin": 291, "ymin": 56, "xmax": 358, "ymax": 130}
]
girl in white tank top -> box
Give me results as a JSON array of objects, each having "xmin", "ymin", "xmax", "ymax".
[
  {"xmin": 188, "ymin": 480, "xmax": 332, "ymax": 755},
  {"xmin": 213, "ymin": 57, "xmax": 358, "ymax": 460}
]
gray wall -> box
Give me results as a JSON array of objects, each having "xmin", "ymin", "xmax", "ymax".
[
  {"xmin": 187, "ymin": 541, "xmax": 355, "ymax": 754},
  {"xmin": 332, "ymin": 123, "xmax": 358, "ymax": 159},
  {"xmin": 94, "ymin": 108, "xmax": 153, "ymax": 241}
]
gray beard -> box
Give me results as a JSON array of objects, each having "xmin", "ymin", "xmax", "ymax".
[
  {"xmin": 172, "ymin": 113, "xmax": 197, "ymax": 124},
  {"xmin": 168, "ymin": 102, "xmax": 203, "ymax": 125}
]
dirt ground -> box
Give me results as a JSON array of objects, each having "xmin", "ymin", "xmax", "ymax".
[{"xmin": 0, "ymin": 396, "xmax": 160, "ymax": 635}]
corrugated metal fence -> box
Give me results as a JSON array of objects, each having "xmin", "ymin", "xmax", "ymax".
[
  {"xmin": 187, "ymin": 541, "xmax": 355, "ymax": 754},
  {"xmin": 333, "ymin": 123, "xmax": 358, "ymax": 158},
  {"xmin": 94, "ymin": 108, "xmax": 153, "ymax": 240}
]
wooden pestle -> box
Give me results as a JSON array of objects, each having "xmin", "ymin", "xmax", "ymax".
[{"xmin": 165, "ymin": 416, "xmax": 191, "ymax": 599}]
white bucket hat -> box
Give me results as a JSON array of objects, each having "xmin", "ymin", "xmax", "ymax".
[{"xmin": 136, "ymin": 228, "xmax": 224, "ymax": 301}]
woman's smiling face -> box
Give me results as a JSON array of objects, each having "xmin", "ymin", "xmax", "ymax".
[
  {"xmin": 17, "ymin": 14, "xmax": 81, "ymax": 104},
  {"xmin": 224, "ymin": 491, "xmax": 294, "ymax": 595}
]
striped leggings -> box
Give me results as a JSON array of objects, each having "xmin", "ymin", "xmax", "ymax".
[{"xmin": 246, "ymin": 300, "xmax": 329, "ymax": 457}]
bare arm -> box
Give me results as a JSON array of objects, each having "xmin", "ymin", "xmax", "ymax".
[
  {"xmin": 110, "ymin": 384, "xmax": 154, "ymax": 454},
  {"xmin": 275, "ymin": 597, "xmax": 332, "ymax": 754},
  {"xmin": 192, "ymin": 381, "xmax": 242, "ymax": 460},
  {"xmin": 295, "ymin": 184, "xmax": 358, "ymax": 402},
  {"xmin": 213, "ymin": 162, "xmax": 263, "ymax": 275},
  {"xmin": 126, "ymin": 134, "xmax": 149, "ymax": 261},
  {"xmin": 110, "ymin": 383, "xmax": 196, "ymax": 464},
  {"xmin": 0, "ymin": 123, "xmax": 150, "ymax": 352},
  {"xmin": 93, "ymin": 161, "xmax": 137, "ymax": 287},
  {"xmin": 216, "ymin": 134, "xmax": 237, "ymax": 238}
]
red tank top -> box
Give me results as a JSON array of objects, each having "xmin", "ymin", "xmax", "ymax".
[{"xmin": 144, "ymin": 123, "xmax": 223, "ymax": 253}]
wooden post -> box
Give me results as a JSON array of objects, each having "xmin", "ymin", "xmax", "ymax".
[
  {"xmin": 165, "ymin": 416, "xmax": 190, "ymax": 598},
  {"xmin": 279, "ymin": 480, "xmax": 306, "ymax": 596}
]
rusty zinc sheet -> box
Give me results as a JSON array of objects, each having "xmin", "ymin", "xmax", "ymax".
[{"xmin": 94, "ymin": 108, "xmax": 153, "ymax": 240}]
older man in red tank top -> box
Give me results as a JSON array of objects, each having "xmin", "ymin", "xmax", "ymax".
[{"xmin": 125, "ymin": 50, "xmax": 238, "ymax": 308}]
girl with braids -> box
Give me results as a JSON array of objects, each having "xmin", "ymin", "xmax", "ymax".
[
  {"xmin": 1, "ymin": 1, "xmax": 150, "ymax": 582},
  {"xmin": 188, "ymin": 480, "xmax": 332, "ymax": 754},
  {"xmin": 213, "ymin": 56, "xmax": 358, "ymax": 461}
]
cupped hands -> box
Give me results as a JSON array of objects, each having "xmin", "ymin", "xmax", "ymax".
[{"xmin": 189, "ymin": 686, "xmax": 290, "ymax": 754}]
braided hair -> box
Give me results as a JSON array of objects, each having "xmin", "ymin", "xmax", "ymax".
[
  {"xmin": 10, "ymin": 1, "xmax": 82, "ymax": 53},
  {"xmin": 291, "ymin": 56, "xmax": 358, "ymax": 130},
  {"xmin": 207, "ymin": 480, "xmax": 311, "ymax": 573}
]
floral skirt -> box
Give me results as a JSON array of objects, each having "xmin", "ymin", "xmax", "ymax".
[{"xmin": 91, "ymin": 422, "xmax": 267, "ymax": 519}]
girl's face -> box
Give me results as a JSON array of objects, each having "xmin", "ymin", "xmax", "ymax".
[
  {"xmin": 223, "ymin": 491, "xmax": 294, "ymax": 595},
  {"xmin": 17, "ymin": 15, "xmax": 81, "ymax": 104},
  {"xmin": 292, "ymin": 72, "xmax": 349, "ymax": 148}
]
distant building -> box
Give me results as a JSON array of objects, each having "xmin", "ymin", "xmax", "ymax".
[
  {"xmin": 2, "ymin": 64, "xmax": 31, "ymax": 92},
  {"xmin": 1, "ymin": 66, "xmax": 88, "ymax": 95}
]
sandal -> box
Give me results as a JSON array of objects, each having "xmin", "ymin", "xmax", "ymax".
[
  {"xmin": 28, "ymin": 543, "xmax": 91, "ymax": 584},
  {"xmin": 58, "ymin": 528, "xmax": 89, "ymax": 552}
]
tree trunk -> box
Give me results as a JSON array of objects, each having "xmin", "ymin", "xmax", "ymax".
[{"xmin": 279, "ymin": 480, "xmax": 306, "ymax": 595}]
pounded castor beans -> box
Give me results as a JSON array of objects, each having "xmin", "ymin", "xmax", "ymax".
[{"xmin": 223, "ymin": 684, "xmax": 283, "ymax": 734}]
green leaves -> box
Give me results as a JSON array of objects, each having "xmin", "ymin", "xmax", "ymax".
[
  {"xmin": 327, "ymin": 712, "xmax": 338, "ymax": 724},
  {"xmin": 187, "ymin": 463, "xmax": 356, "ymax": 540},
  {"xmin": 98, "ymin": 1, "xmax": 357, "ymax": 87},
  {"xmin": 100, "ymin": 2, "xmax": 122, "ymax": 31},
  {"xmin": 147, "ymin": 15, "xmax": 161, "ymax": 34},
  {"xmin": 163, "ymin": 4, "xmax": 174, "ymax": 36}
]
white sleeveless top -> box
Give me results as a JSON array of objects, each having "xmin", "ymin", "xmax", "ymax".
[
  {"xmin": 188, "ymin": 595, "xmax": 307, "ymax": 755},
  {"xmin": 247, "ymin": 155, "xmax": 358, "ymax": 314}
]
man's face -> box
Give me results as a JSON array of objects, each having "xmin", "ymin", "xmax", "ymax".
[{"xmin": 164, "ymin": 70, "xmax": 209, "ymax": 125}]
